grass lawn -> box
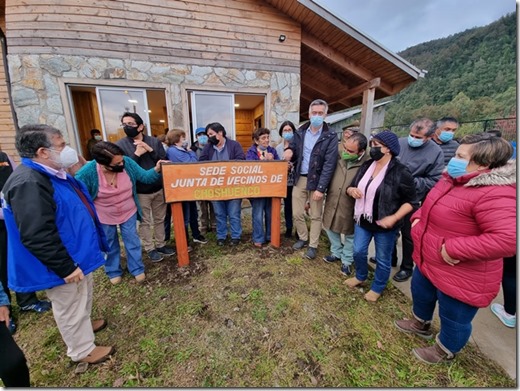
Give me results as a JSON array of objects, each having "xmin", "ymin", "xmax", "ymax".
[{"xmin": 5, "ymin": 218, "xmax": 515, "ymax": 387}]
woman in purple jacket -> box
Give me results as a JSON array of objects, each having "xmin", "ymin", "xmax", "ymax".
[{"xmin": 246, "ymin": 128, "xmax": 279, "ymax": 247}]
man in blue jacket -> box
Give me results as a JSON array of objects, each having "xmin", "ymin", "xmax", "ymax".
[
  {"xmin": 283, "ymin": 99, "xmax": 338, "ymax": 260},
  {"xmin": 2, "ymin": 124, "xmax": 114, "ymax": 364}
]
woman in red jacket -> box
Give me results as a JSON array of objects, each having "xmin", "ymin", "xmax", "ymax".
[{"xmin": 395, "ymin": 133, "xmax": 516, "ymax": 364}]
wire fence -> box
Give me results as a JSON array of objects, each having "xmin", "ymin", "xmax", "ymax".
[{"xmin": 372, "ymin": 117, "xmax": 517, "ymax": 141}]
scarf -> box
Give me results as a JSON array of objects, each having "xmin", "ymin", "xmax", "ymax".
[{"xmin": 354, "ymin": 160, "xmax": 390, "ymax": 223}]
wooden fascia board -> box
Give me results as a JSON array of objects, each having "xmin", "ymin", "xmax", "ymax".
[{"xmin": 301, "ymin": 31, "xmax": 393, "ymax": 95}]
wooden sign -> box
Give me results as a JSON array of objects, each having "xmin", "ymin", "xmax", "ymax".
[{"xmin": 162, "ymin": 161, "xmax": 288, "ymax": 203}]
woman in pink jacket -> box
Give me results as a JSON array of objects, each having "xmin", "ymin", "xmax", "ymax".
[{"xmin": 394, "ymin": 133, "xmax": 516, "ymax": 364}]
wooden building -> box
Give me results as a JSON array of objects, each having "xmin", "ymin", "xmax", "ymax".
[{"xmin": 0, "ymin": 0, "xmax": 422, "ymax": 157}]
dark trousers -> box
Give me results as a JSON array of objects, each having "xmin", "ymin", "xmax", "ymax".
[
  {"xmin": 284, "ymin": 186, "xmax": 293, "ymax": 232},
  {"xmin": 0, "ymin": 220, "xmax": 37, "ymax": 309},
  {"xmin": 183, "ymin": 201, "xmax": 201, "ymax": 242},
  {"xmin": 395, "ymin": 210, "xmax": 415, "ymax": 272},
  {"xmin": 164, "ymin": 203, "xmax": 172, "ymax": 242},
  {"xmin": 0, "ymin": 322, "xmax": 30, "ymax": 387},
  {"xmin": 502, "ymin": 255, "xmax": 516, "ymax": 316}
]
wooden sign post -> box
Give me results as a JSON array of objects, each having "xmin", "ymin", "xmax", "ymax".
[{"xmin": 162, "ymin": 161, "xmax": 288, "ymax": 266}]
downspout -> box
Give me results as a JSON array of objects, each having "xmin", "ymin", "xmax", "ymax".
[{"xmin": 0, "ymin": 28, "xmax": 19, "ymax": 133}]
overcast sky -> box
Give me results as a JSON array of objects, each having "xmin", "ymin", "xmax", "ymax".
[{"xmin": 315, "ymin": 0, "xmax": 516, "ymax": 53}]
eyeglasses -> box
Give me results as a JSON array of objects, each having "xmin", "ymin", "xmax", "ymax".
[{"xmin": 122, "ymin": 122, "xmax": 138, "ymax": 127}]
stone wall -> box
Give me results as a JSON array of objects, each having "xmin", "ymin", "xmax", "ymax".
[{"xmin": 7, "ymin": 54, "xmax": 300, "ymax": 144}]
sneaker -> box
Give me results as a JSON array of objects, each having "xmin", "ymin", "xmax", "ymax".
[
  {"xmin": 217, "ymin": 239, "xmax": 226, "ymax": 246},
  {"xmin": 305, "ymin": 247, "xmax": 317, "ymax": 260},
  {"xmin": 78, "ymin": 346, "xmax": 115, "ymax": 364},
  {"xmin": 412, "ymin": 343, "xmax": 454, "ymax": 364},
  {"xmin": 156, "ymin": 245, "xmax": 175, "ymax": 255},
  {"xmin": 323, "ymin": 255, "xmax": 341, "ymax": 263},
  {"xmin": 230, "ymin": 239, "xmax": 240, "ymax": 246},
  {"xmin": 193, "ymin": 235, "xmax": 208, "ymax": 244},
  {"xmin": 20, "ymin": 300, "xmax": 52, "ymax": 313},
  {"xmin": 340, "ymin": 264, "xmax": 352, "ymax": 276},
  {"xmin": 148, "ymin": 250, "xmax": 164, "ymax": 263},
  {"xmin": 292, "ymin": 240, "xmax": 309, "ymax": 250},
  {"xmin": 491, "ymin": 303, "xmax": 516, "ymax": 328}
]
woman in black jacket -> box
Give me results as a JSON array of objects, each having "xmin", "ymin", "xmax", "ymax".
[{"xmin": 345, "ymin": 131, "xmax": 417, "ymax": 302}]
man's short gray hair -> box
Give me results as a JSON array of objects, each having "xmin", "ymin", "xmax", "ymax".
[
  {"xmin": 15, "ymin": 124, "xmax": 62, "ymax": 158},
  {"xmin": 308, "ymin": 99, "xmax": 328, "ymax": 114},
  {"xmin": 410, "ymin": 117, "xmax": 435, "ymax": 137}
]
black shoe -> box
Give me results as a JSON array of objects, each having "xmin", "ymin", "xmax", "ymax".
[
  {"xmin": 323, "ymin": 255, "xmax": 341, "ymax": 263},
  {"xmin": 284, "ymin": 229, "xmax": 292, "ymax": 238},
  {"xmin": 230, "ymin": 239, "xmax": 240, "ymax": 246},
  {"xmin": 369, "ymin": 256, "xmax": 376, "ymax": 264},
  {"xmin": 393, "ymin": 269, "xmax": 412, "ymax": 282},
  {"xmin": 217, "ymin": 239, "xmax": 226, "ymax": 246},
  {"xmin": 340, "ymin": 264, "xmax": 352, "ymax": 276}
]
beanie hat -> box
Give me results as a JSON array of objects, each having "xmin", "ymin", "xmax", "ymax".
[
  {"xmin": 373, "ymin": 130, "xmax": 400, "ymax": 156},
  {"xmin": 195, "ymin": 127, "xmax": 206, "ymax": 135}
]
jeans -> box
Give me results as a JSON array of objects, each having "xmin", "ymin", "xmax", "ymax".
[
  {"xmin": 353, "ymin": 224, "xmax": 398, "ymax": 294},
  {"xmin": 411, "ymin": 267, "xmax": 479, "ymax": 354},
  {"xmin": 102, "ymin": 213, "xmax": 144, "ymax": 278},
  {"xmin": 325, "ymin": 229, "xmax": 354, "ymax": 266},
  {"xmin": 212, "ymin": 199, "xmax": 242, "ymax": 240},
  {"xmin": 250, "ymin": 197, "xmax": 272, "ymax": 244},
  {"xmin": 283, "ymin": 186, "xmax": 293, "ymax": 232},
  {"xmin": 182, "ymin": 201, "xmax": 202, "ymax": 242}
]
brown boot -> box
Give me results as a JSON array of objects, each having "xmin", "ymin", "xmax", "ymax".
[
  {"xmin": 91, "ymin": 319, "xmax": 107, "ymax": 333},
  {"xmin": 412, "ymin": 341, "xmax": 454, "ymax": 364},
  {"xmin": 394, "ymin": 317, "xmax": 433, "ymax": 340},
  {"xmin": 344, "ymin": 277, "xmax": 366, "ymax": 288},
  {"xmin": 78, "ymin": 346, "xmax": 115, "ymax": 364}
]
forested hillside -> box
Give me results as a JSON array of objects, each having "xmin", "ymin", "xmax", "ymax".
[{"xmin": 384, "ymin": 12, "xmax": 516, "ymax": 126}]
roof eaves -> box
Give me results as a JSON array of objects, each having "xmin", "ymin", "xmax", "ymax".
[{"xmin": 299, "ymin": 0, "xmax": 425, "ymax": 79}]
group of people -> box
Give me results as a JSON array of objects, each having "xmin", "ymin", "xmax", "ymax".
[{"xmin": 0, "ymin": 98, "xmax": 516, "ymax": 386}]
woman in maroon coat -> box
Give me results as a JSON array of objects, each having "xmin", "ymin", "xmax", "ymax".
[{"xmin": 395, "ymin": 133, "xmax": 516, "ymax": 364}]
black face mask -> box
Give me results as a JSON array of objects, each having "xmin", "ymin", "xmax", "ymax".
[
  {"xmin": 208, "ymin": 135, "xmax": 219, "ymax": 145},
  {"xmin": 123, "ymin": 125, "xmax": 140, "ymax": 138},
  {"xmin": 369, "ymin": 147, "xmax": 385, "ymax": 161},
  {"xmin": 108, "ymin": 163, "xmax": 125, "ymax": 173}
]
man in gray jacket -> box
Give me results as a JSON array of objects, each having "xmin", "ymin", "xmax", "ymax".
[
  {"xmin": 392, "ymin": 118, "xmax": 444, "ymax": 282},
  {"xmin": 431, "ymin": 116, "xmax": 460, "ymax": 166}
]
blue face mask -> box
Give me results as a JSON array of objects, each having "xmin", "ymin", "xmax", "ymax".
[
  {"xmin": 408, "ymin": 135, "xmax": 424, "ymax": 148},
  {"xmin": 310, "ymin": 115, "xmax": 324, "ymax": 128},
  {"xmin": 447, "ymin": 157, "xmax": 469, "ymax": 178},
  {"xmin": 439, "ymin": 131, "xmax": 454, "ymax": 143},
  {"xmin": 282, "ymin": 132, "xmax": 294, "ymax": 141},
  {"xmin": 198, "ymin": 135, "xmax": 208, "ymax": 145},
  {"xmin": 258, "ymin": 145, "xmax": 268, "ymax": 151}
]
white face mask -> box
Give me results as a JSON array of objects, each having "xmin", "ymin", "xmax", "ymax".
[{"xmin": 49, "ymin": 146, "xmax": 79, "ymax": 169}]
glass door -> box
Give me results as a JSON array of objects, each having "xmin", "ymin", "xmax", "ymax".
[
  {"xmin": 96, "ymin": 87, "xmax": 151, "ymax": 142},
  {"xmin": 190, "ymin": 91, "xmax": 235, "ymax": 139}
]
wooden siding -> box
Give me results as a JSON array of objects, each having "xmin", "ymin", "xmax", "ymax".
[{"xmin": 5, "ymin": 0, "xmax": 301, "ymax": 73}]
